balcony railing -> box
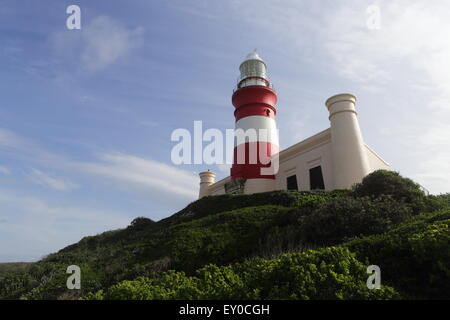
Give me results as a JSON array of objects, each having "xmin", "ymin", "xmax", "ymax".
[{"xmin": 233, "ymin": 75, "xmax": 273, "ymax": 93}]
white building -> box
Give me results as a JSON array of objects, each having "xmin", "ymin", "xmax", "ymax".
[{"xmin": 198, "ymin": 52, "xmax": 389, "ymax": 198}]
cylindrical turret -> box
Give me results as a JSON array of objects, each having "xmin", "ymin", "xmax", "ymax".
[
  {"xmin": 237, "ymin": 51, "xmax": 270, "ymax": 88},
  {"xmin": 325, "ymin": 93, "xmax": 370, "ymax": 189},
  {"xmin": 231, "ymin": 51, "xmax": 279, "ymax": 194},
  {"xmin": 198, "ymin": 170, "xmax": 216, "ymax": 198}
]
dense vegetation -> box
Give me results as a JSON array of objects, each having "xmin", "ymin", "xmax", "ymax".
[
  {"xmin": 0, "ymin": 170, "xmax": 449, "ymax": 300},
  {"xmin": 0, "ymin": 263, "xmax": 32, "ymax": 277}
]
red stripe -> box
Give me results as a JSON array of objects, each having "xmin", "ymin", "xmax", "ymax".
[
  {"xmin": 231, "ymin": 142, "xmax": 279, "ymax": 179},
  {"xmin": 234, "ymin": 104, "xmax": 276, "ymax": 121},
  {"xmin": 232, "ymin": 85, "xmax": 277, "ymax": 109}
]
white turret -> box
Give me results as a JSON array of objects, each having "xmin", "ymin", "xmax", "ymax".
[
  {"xmin": 325, "ymin": 93, "xmax": 370, "ymax": 189},
  {"xmin": 198, "ymin": 170, "xmax": 216, "ymax": 198},
  {"xmin": 237, "ymin": 50, "xmax": 270, "ymax": 89}
]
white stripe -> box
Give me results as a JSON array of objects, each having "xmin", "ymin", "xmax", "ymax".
[{"xmin": 235, "ymin": 115, "xmax": 279, "ymax": 145}]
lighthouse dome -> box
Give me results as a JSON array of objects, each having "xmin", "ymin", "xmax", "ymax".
[
  {"xmin": 238, "ymin": 50, "xmax": 270, "ymax": 89},
  {"xmin": 245, "ymin": 50, "xmax": 265, "ymax": 63}
]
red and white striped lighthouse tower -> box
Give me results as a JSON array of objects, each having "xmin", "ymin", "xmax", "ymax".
[{"xmin": 230, "ymin": 51, "xmax": 279, "ymax": 193}]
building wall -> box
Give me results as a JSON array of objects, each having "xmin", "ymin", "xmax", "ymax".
[
  {"xmin": 202, "ymin": 128, "xmax": 390, "ymax": 197},
  {"xmin": 208, "ymin": 177, "xmax": 230, "ymax": 196},
  {"xmin": 276, "ymin": 141, "xmax": 333, "ymax": 191},
  {"xmin": 275, "ymin": 129, "xmax": 334, "ymax": 191}
]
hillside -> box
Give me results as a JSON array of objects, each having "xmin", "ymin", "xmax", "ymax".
[{"xmin": 0, "ymin": 170, "xmax": 449, "ymax": 300}]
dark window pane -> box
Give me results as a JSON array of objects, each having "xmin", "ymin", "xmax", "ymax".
[
  {"xmin": 287, "ymin": 175, "xmax": 298, "ymax": 190},
  {"xmin": 309, "ymin": 166, "xmax": 325, "ymax": 190}
]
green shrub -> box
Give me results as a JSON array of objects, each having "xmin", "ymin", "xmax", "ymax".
[
  {"xmin": 194, "ymin": 264, "xmax": 255, "ymax": 299},
  {"xmin": 0, "ymin": 273, "xmax": 35, "ymax": 300},
  {"xmin": 424, "ymin": 193, "xmax": 450, "ymax": 212},
  {"xmin": 168, "ymin": 205, "xmax": 291, "ymax": 272},
  {"xmin": 234, "ymin": 247, "xmax": 399, "ymax": 300},
  {"xmin": 437, "ymin": 193, "xmax": 450, "ymax": 206},
  {"xmin": 21, "ymin": 263, "xmax": 103, "ymax": 300},
  {"xmin": 346, "ymin": 210, "xmax": 450, "ymax": 299},
  {"xmin": 353, "ymin": 170, "xmax": 426, "ymax": 212},
  {"xmin": 101, "ymin": 272, "xmax": 200, "ymax": 300},
  {"xmin": 168, "ymin": 190, "xmax": 349, "ymax": 225},
  {"xmin": 298, "ymin": 196, "xmax": 412, "ymax": 246},
  {"xmin": 353, "ymin": 170, "xmax": 424, "ymax": 200},
  {"xmin": 128, "ymin": 217, "xmax": 155, "ymax": 231},
  {"xmin": 88, "ymin": 247, "xmax": 399, "ymax": 300}
]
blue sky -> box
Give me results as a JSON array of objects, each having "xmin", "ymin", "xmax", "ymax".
[{"xmin": 1, "ymin": 0, "xmax": 449, "ymax": 262}]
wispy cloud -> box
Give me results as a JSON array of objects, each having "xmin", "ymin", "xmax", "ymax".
[
  {"xmin": 27, "ymin": 168, "xmax": 79, "ymax": 191},
  {"xmin": 81, "ymin": 16, "xmax": 143, "ymax": 71},
  {"xmin": 0, "ymin": 127, "xmax": 198, "ymax": 200},
  {"xmin": 390, "ymin": 121, "xmax": 450, "ymax": 194},
  {"xmin": 80, "ymin": 152, "xmax": 198, "ymax": 199},
  {"xmin": 317, "ymin": 1, "xmax": 450, "ymax": 193},
  {"xmin": 51, "ymin": 15, "xmax": 143, "ymax": 73},
  {"xmin": 0, "ymin": 165, "xmax": 10, "ymax": 175},
  {"xmin": 318, "ymin": 2, "xmax": 450, "ymax": 92},
  {"xmin": 0, "ymin": 128, "xmax": 27, "ymax": 148}
]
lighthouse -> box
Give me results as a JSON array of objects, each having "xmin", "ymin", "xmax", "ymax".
[
  {"xmin": 230, "ymin": 51, "xmax": 280, "ymax": 194},
  {"xmin": 196, "ymin": 52, "xmax": 390, "ymax": 198}
]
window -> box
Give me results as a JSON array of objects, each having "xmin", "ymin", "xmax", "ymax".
[
  {"xmin": 287, "ymin": 175, "xmax": 298, "ymax": 190},
  {"xmin": 309, "ymin": 166, "xmax": 325, "ymax": 190}
]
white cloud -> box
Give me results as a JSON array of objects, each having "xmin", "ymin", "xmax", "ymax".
[
  {"xmin": 319, "ymin": 2, "xmax": 450, "ymax": 91},
  {"xmin": 50, "ymin": 15, "xmax": 143, "ymax": 73},
  {"xmin": 27, "ymin": 168, "xmax": 79, "ymax": 191},
  {"xmin": 0, "ymin": 128, "xmax": 27, "ymax": 148},
  {"xmin": 393, "ymin": 121, "xmax": 450, "ymax": 194},
  {"xmin": 79, "ymin": 152, "xmax": 198, "ymax": 200},
  {"xmin": 317, "ymin": 1, "xmax": 450, "ymax": 194},
  {"xmin": 0, "ymin": 165, "xmax": 10, "ymax": 175},
  {"xmin": 81, "ymin": 16, "xmax": 143, "ymax": 71},
  {"xmin": 0, "ymin": 127, "xmax": 198, "ymax": 201}
]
